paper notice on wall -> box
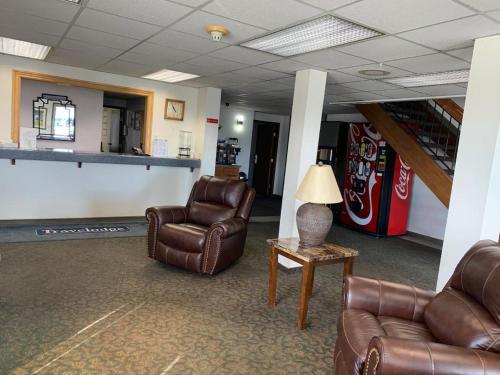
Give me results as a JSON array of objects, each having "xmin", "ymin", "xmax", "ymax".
[
  {"xmin": 152, "ymin": 138, "xmax": 168, "ymax": 158},
  {"xmin": 19, "ymin": 128, "xmax": 38, "ymax": 150}
]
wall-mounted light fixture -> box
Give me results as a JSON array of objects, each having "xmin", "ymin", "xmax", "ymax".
[{"xmin": 235, "ymin": 115, "xmax": 244, "ymax": 133}]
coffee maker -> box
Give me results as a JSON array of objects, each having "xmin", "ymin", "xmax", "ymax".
[{"xmin": 216, "ymin": 137, "xmax": 241, "ymax": 165}]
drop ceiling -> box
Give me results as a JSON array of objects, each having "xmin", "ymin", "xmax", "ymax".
[{"xmin": 1, "ymin": 0, "xmax": 499, "ymax": 114}]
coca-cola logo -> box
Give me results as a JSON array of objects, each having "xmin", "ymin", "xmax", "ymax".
[{"xmin": 395, "ymin": 156, "xmax": 411, "ymax": 200}]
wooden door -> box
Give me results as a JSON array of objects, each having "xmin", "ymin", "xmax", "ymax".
[{"xmin": 253, "ymin": 121, "xmax": 280, "ymax": 195}]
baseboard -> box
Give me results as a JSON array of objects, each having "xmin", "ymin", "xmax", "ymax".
[
  {"xmin": 0, "ymin": 216, "xmax": 146, "ymax": 227},
  {"xmin": 400, "ymin": 231, "xmax": 443, "ymax": 250}
]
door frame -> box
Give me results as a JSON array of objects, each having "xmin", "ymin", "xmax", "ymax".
[
  {"xmin": 11, "ymin": 70, "xmax": 154, "ymax": 153},
  {"xmin": 252, "ymin": 120, "xmax": 280, "ymax": 195}
]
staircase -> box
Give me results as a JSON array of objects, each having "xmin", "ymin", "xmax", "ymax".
[
  {"xmin": 381, "ymin": 99, "xmax": 462, "ymax": 176},
  {"xmin": 356, "ymin": 99, "xmax": 463, "ymax": 208}
]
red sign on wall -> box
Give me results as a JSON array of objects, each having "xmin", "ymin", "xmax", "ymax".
[{"xmin": 207, "ymin": 118, "xmax": 219, "ymax": 124}]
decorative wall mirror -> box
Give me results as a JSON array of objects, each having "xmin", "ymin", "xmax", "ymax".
[{"xmin": 33, "ymin": 93, "xmax": 76, "ymax": 141}]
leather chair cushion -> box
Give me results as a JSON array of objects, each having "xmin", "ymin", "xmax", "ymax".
[
  {"xmin": 191, "ymin": 175, "xmax": 247, "ymax": 209},
  {"xmin": 337, "ymin": 310, "xmax": 438, "ymax": 375},
  {"xmin": 188, "ymin": 202, "xmax": 237, "ymax": 227},
  {"xmin": 424, "ymin": 287, "xmax": 500, "ymax": 352},
  {"xmin": 448, "ymin": 240, "xmax": 500, "ymax": 325},
  {"xmin": 159, "ymin": 223, "xmax": 208, "ymax": 253}
]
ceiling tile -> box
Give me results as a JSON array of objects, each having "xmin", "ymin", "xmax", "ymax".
[
  {"xmin": 486, "ymin": 9, "xmax": 500, "ymax": 22},
  {"xmin": 371, "ymin": 88, "xmax": 426, "ymax": 99},
  {"xmin": 345, "ymin": 92, "xmax": 390, "ymax": 101},
  {"xmin": 86, "ymin": 0, "xmax": 192, "ymax": 27},
  {"xmin": 0, "ymin": 9, "xmax": 69, "ymax": 36},
  {"xmin": 412, "ymin": 84, "xmax": 467, "ymax": 96},
  {"xmin": 0, "ymin": 0, "xmax": 80, "ymax": 23},
  {"xmin": 337, "ymin": 63, "xmax": 413, "ymax": 79},
  {"xmin": 239, "ymin": 81, "xmax": 292, "ymax": 93},
  {"xmin": 170, "ymin": 11, "xmax": 267, "ymax": 43},
  {"xmin": 0, "ymin": 26, "xmax": 61, "ymax": 47},
  {"xmin": 457, "ymin": 0, "xmax": 500, "ymax": 11},
  {"xmin": 231, "ymin": 67, "xmax": 292, "ymax": 80},
  {"xmin": 170, "ymin": 0, "xmax": 213, "ymax": 7},
  {"xmin": 398, "ymin": 15, "xmax": 500, "ymax": 50},
  {"xmin": 209, "ymin": 46, "xmax": 281, "ymax": 65},
  {"xmin": 209, "ymin": 72, "xmax": 257, "ymax": 84},
  {"xmin": 341, "ymin": 80, "xmax": 398, "ymax": 91},
  {"xmin": 258, "ymin": 59, "xmax": 316, "ymax": 74},
  {"xmin": 59, "ymin": 39, "xmax": 124, "ymax": 58},
  {"xmin": 267, "ymin": 76, "xmax": 297, "ymax": 87},
  {"xmin": 65, "ymin": 26, "xmax": 140, "ymax": 50},
  {"xmin": 326, "ymin": 70, "xmax": 363, "ymax": 84},
  {"xmin": 119, "ymin": 51, "xmax": 175, "ymax": 68},
  {"xmin": 46, "ymin": 48, "xmax": 110, "ymax": 69},
  {"xmin": 98, "ymin": 59, "xmax": 157, "ymax": 76},
  {"xmin": 336, "ymin": 36, "xmax": 434, "ymax": 62},
  {"xmin": 335, "ymin": 0, "xmax": 474, "ymax": 33},
  {"xmin": 75, "ymin": 9, "xmax": 161, "ymax": 40},
  {"xmin": 130, "ymin": 42, "xmax": 198, "ymax": 62},
  {"xmin": 149, "ymin": 29, "xmax": 227, "ymax": 54},
  {"xmin": 202, "ymin": 0, "xmax": 322, "ymax": 30},
  {"xmin": 298, "ymin": 0, "xmax": 359, "ymax": 10},
  {"xmin": 292, "ymin": 49, "xmax": 372, "ymax": 69},
  {"xmin": 386, "ymin": 53, "xmax": 470, "ymax": 74},
  {"xmin": 324, "ymin": 94, "xmax": 357, "ymax": 103},
  {"xmin": 446, "ymin": 47, "xmax": 474, "ymax": 62},
  {"xmin": 325, "ymin": 84, "xmax": 360, "ymax": 95},
  {"xmin": 178, "ymin": 56, "xmax": 249, "ymax": 75}
]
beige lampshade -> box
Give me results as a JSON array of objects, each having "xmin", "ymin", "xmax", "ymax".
[{"xmin": 295, "ymin": 164, "xmax": 343, "ymax": 204}]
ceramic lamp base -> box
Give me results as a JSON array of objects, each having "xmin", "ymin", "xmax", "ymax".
[{"xmin": 296, "ymin": 202, "xmax": 333, "ymax": 247}]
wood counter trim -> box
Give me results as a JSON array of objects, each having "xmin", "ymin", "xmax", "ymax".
[{"xmin": 11, "ymin": 70, "xmax": 154, "ymax": 154}]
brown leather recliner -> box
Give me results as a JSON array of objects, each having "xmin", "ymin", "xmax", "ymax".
[
  {"xmin": 334, "ymin": 240, "xmax": 500, "ymax": 374},
  {"xmin": 146, "ymin": 175, "xmax": 255, "ymax": 275}
]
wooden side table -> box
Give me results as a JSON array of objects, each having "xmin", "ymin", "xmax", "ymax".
[{"xmin": 267, "ymin": 237, "xmax": 358, "ymax": 329}]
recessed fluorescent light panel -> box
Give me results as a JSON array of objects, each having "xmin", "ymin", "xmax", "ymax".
[
  {"xmin": 241, "ymin": 15, "xmax": 382, "ymax": 57},
  {"xmin": 0, "ymin": 37, "xmax": 51, "ymax": 60},
  {"xmin": 63, "ymin": 0, "xmax": 81, "ymax": 3},
  {"xmin": 142, "ymin": 69, "xmax": 199, "ymax": 83},
  {"xmin": 384, "ymin": 70, "xmax": 469, "ymax": 87}
]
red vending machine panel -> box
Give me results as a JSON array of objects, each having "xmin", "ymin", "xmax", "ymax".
[{"xmin": 340, "ymin": 123, "xmax": 413, "ymax": 236}]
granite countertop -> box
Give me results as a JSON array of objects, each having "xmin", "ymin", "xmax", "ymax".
[{"xmin": 0, "ymin": 148, "xmax": 201, "ymax": 169}]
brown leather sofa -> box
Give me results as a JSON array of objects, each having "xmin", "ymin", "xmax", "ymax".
[
  {"xmin": 146, "ymin": 175, "xmax": 255, "ymax": 275},
  {"xmin": 334, "ymin": 240, "xmax": 500, "ymax": 374}
]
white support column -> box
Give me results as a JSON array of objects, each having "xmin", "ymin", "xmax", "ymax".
[
  {"xmin": 437, "ymin": 35, "xmax": 500, "ymax": 289},
  {"xmin": 195, "ymin": 87, "xmax": 221, "ymax": 178},
  {"xmin": 278, "ymin": 69, "xmax": 327, "ymax": 268}
]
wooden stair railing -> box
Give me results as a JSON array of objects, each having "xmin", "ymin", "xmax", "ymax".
[
  {"xmin": 435, "ymin": 99, "xmax": 464, "ymax": 123},
  {"xmin": 356, "ymin": 103, "xmax": 452, "ymax": 208}
]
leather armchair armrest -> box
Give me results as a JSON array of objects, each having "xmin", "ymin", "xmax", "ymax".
[
  {"xmin": 145, "ymin": 206, "xmax": 189, "ymax": 225},
  {"xmin": 209, "ymin": 218, "xmax": 246, "ymax": 238},
  {"xmin": 344, "ymin": 275, "xmax": 435, "ymax": 322},
  {"xmin": 365, "ymin": 337, "xmax": 500, "ymax": 375}
]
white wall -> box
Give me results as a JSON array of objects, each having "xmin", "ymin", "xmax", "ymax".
[
  {"xmin": 408, "ymin": 176, "xmax": 448, "ymax": 240},
  {"xmin": 218, "ymin": 105, "xmax": 255, "ymax": 174},
  {"xmin": 0, "ymin": 54, "xmax": 203, "ymax": 158},
  {"xmin": 0, "ymin": 159, "xmax": 194, "ymax": 220},
  {"xmin": 21, "ymin": 79, "xmax": 103, "ymax": 152},
  {"xmin": 254, "ymin": 112, "xmax": 291, "ymax": 195}
]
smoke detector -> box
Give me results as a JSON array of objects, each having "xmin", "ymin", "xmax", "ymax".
[{"xmin": 207, "ymin": 25, "xmax": 229, "ymax": 42}]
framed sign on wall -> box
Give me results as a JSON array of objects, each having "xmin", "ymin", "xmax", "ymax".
[{"xmin": 164, "ymin": 99, "xmax": 185, "ymax": 121}]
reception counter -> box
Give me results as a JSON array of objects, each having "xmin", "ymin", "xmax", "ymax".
[{"xmin": 0, "ymin": 148, "xmax": 201, "ymax": 220}]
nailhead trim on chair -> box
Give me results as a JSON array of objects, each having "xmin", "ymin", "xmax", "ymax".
[
  {"xmin": 363, "ymin": 348, "xmax": 380, "ymax": 375},
  {"xmin": 146, "ymin": 212, "xmax": 158, "ymax": 258},
  {"xmin": 202, "ymin": 227, "xmax": 223, "ymax": 274}
]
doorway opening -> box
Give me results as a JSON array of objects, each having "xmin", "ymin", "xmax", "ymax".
[
  {"xmin": 102, "ymin": 92, "xmax": 145, "ymax": 154},
  {"xmin": 252, "ymin": 120, "xmax": 280, "ymax": 196}
]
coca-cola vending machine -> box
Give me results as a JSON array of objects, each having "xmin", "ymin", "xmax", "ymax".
[{"xmin": 339, "ymin": 123, "xmax": 413, "ymax": 236}]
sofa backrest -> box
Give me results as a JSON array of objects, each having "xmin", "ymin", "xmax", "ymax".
[
  {"xmin": 424, "ymin": 240, "xmax": 500, "ymax": 353},
  {"xmin": 187, "ymin": 175, "xmax": 248, "ymax": 227}
]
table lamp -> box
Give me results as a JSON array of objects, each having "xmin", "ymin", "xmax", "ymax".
[{"xmin": 295, "ymin": 162, "xmax": 343, "ymax": 247}]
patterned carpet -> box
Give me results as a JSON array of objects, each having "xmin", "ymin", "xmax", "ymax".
[{"xmin": 0, "ymin": 223, "xmax": 440, "ymax": 374}]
